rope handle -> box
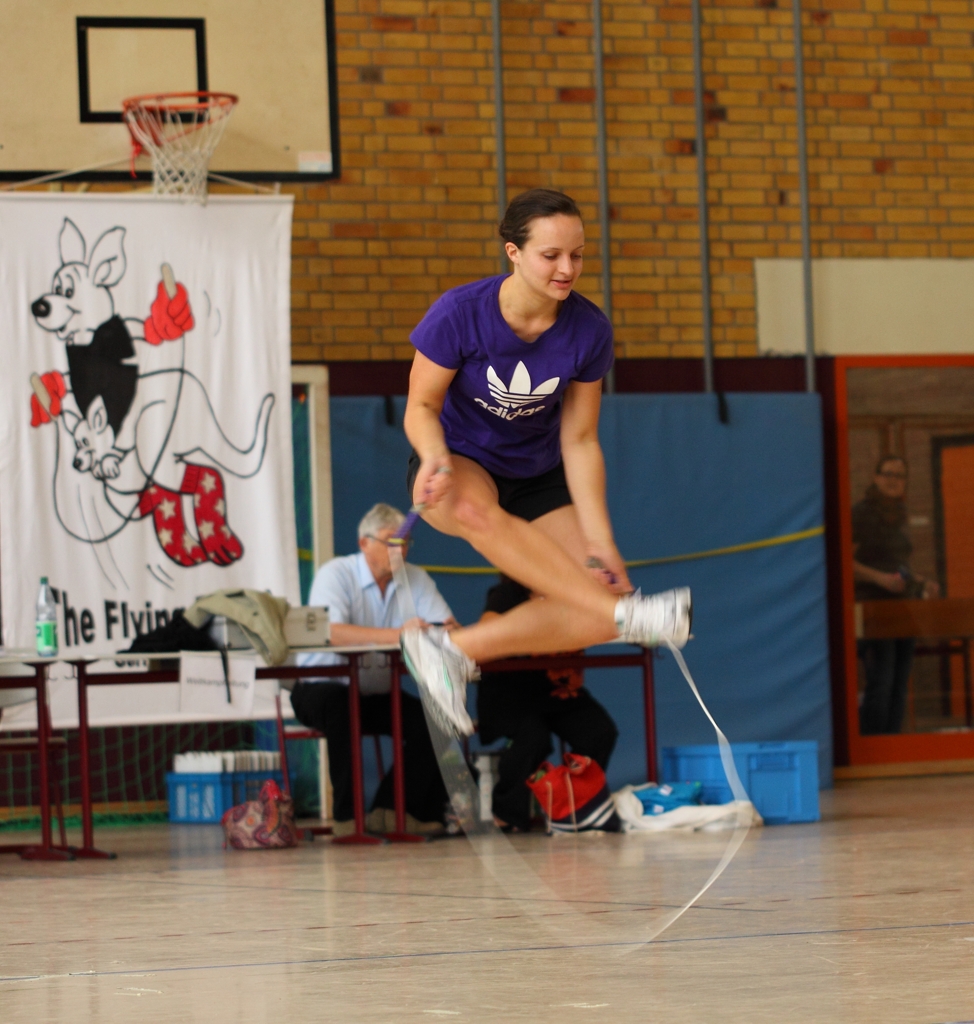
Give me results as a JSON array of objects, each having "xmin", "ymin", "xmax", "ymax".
[{"xmin": 394, "ymin": 466, "xmax": 453, "ymax": 541}]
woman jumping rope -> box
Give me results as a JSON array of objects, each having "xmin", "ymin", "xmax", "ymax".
[{"xmin": 400, "ymin": 189, "xmax": 691, "ymax": 736}]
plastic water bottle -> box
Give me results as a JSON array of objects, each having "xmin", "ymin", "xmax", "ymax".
[{"xmin": 35, "ymin": 577, "xmax": 58, "ymax": 657}]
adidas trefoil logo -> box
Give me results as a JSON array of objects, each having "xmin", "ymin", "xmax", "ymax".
[{"xmin": 475, "ymin": 361, "xmax": 560, "ymax": 420}]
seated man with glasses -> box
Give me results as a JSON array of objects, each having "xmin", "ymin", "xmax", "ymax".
[{"xmin": 292, "ymin": 503, "xmax": 457, "ymax": 835}]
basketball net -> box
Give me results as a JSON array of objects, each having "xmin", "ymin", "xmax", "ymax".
[{"xmin": 122, "ymin": 92, "xmax": 238, "ymax": 203}]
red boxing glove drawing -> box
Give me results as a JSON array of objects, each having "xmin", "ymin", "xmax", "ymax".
[
  {"xmin": 29, "ymin": 370, "xmax": 66, "ymax": 426},
  {"xmin": 144, "ymin": 277, "xmax": 194, "ymax": 345}
]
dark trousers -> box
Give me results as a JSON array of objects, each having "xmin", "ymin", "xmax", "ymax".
[
  {"xmin": 858, "ymin": 638, "xmax": 915, "ymax": 735},
  {"xmin": 289, "ymin": 682, "xmax": 448, "ymax": 824},
  {"xmin": 478, "ymin": 674, "xmax": 618, "ymax": 831}
]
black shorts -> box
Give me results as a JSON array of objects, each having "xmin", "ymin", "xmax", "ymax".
[{"xmin": 406, "ymin": 450, "xmax": 572, "ymax": 522}]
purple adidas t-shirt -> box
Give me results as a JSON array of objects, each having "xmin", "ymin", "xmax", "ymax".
[{"xmin": 411, "ymin": 276, "xmax": 614, "ymax": 478}]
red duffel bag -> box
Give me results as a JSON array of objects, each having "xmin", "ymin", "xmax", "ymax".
[
  {"xmin": 222, "ymin": 779, "xmax": 298, "ymax": 850},
  {"xmin": 526, "ymin": 753, "xmax": 621, "ymax": 834}
]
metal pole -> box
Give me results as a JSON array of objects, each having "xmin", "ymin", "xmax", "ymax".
[
  {"xmin": 792, "ymin": 0, "xmax": 816, "ymax": 392},
  {"xmin": 490, "ymin": 0, "xmax": 508, "ymax": 273},
  {"xmin": 76, "ymin": 661, "xmax": 94, "ymax": 852},
  {"xmin": 35, "ymin": 663, "xmax": 52, "ymax": 853},
  {"xmin": 332, "ymin": 655, "xmax": 383, "ymax": 845},
  {"xmin": 692, "ymin": 0, "xmax": 714, "ymax": 394},
  {"xmin": 592, "ymin": 0, "xmax": 615, "ymax": 393}
]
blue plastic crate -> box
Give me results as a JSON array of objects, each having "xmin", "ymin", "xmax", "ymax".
[
  {"xmin": 166, "ymin": 773, "xmax": 234, "ymax": 823},
  {"xmin": 165, "ymin": 771, "xmax": 286, "ymax": 823},
  {"xmin": 661, "ymin": 741, "xmax": 820, "ymax": 824}
]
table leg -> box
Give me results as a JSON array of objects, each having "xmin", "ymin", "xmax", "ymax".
[
  {"xmin": 332, "ymin": 654, "xmax": 383, "ymax": 845},
  {"xmin": 385, "ymin": 652, "xmax": 424, "ymax": 843},
  {"xmin": 964, "ymin": 639, "xmax": 973, "ymax": 729},
  {"xmin": 20, "ymin": 663, "xmax": 72, "ymax": 861},
  {"xmin": 44, "ymin": 697, "xmax": 68, "ymax": 849},
  {"xmin": 275, "ymin": 692, "xmax": 311, "ymax": 841},
  {"xmin": 68, "ymin": 662, "xmax": 115, "ymax": 859},
  {"xmin": 275, "ymin": 694, "xmax": 292, "ymax": 797},
  {"xmin": 36, "ymin": 665, "xmax": 52, "ymax": 850},
  {"xmin": 642, "ymin": 648, "xmax": 658, "ymax": 783}
]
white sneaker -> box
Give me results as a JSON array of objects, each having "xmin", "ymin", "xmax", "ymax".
[
  {"xmin": 615, "ymin": 587, "xmax": 692, "ymax": 649},
  {"xmin": 400, "ymin": 628, "xmax": 477, "ymax": 738}
]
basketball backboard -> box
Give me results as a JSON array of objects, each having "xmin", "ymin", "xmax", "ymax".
[{"xmin": 0, "ymin": 1, "xmax": 339, "ymax": 184}]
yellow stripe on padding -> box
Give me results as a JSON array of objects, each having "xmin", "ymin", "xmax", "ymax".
[
  {"xmin": 420, "ymin": 525, "xmax": 825, "ymax": 576},
  {"xmin": 625, "ymin": 525, "xmax": 825, "ymax": 568},
  {"xmin": 420, "ymin": 564, "xmax": 500, "ymax": 576}
]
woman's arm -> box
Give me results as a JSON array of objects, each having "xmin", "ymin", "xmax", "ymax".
[
  {"xmin": 330, "ymin": 622, "xmax": 407, "ymax": 646},
  {"xmin": 853, "ymin": 559, "xmax": 906, "ymax": 594},
  {"xmin": 560, "ymin": 379, "xmax": 631, "ymax": 593},
  {"xmin": 329, "ymin": 619, "xmax": 452, "ymax": 646},
  {"xmin": 403, "ymin": 351, "xmax": 458, "ymax": 508}
]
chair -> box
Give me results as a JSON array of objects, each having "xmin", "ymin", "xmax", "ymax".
[{"xmin": 274, "ymin": 694, "xmax": 387, "ymax": 839}]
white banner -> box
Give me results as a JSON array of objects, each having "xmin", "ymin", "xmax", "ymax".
[
  {"xmin": 0, "ymin": 194, "xmax": 299, "ymax": 661},
  {"xmin": 179, "ymin": 651, "xmax": 257, "ymax": 717},
  {"xmin": 0, "ymin": 659, "xmax": 294, "ymax": 731}
]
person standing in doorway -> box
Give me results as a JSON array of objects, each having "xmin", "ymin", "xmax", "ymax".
[{"xmin": 853, "ymin": 455, "xmax": 939, "ymax": 734}]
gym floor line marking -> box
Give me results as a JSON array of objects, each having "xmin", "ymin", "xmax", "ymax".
[
  {"xmin": 0, "ymin": 900, "xmax": 776, "ymax": 951},
  {"xmin": 116, "ymin": 874, "xmax": 772, "ymax": 912},
  {"xmin": 23, "ymin": 869, "xmax": 959, "ymax": 910},
  {"xmin": 0, "ymin": 900, "xmax": 768, "ymax": 950},
  {"xmin": 3, "ymin": 917, "xmax": 972, "ymax": 983}
]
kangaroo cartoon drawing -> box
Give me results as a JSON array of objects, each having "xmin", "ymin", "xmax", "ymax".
[
  {"xmin": 29, "ymin": 218, "xmax": 274, "ymax": 570},
  {"xmin": 30, "ymin": 220, "xmax": 143, "ymax": 436},
  {"xmin": 66, "ymin": 395, "xmax": 121, "ymax": 479},
  {"xmin": 63, "ymin": 375, "xmax": 274, "ymax": 566},
  {"xmin": 29, "ymin": 218, "xmax": 188, "ymax": 446}
]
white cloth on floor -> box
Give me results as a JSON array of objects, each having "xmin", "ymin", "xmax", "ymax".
[{"xmin": 613, "ymin": 785, "xmax": 763, "ymax": 832}]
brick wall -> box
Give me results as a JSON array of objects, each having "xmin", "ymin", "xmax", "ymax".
[{"xmin": 289, "ymin": 0, "xmax": 974, "ymax": 362}]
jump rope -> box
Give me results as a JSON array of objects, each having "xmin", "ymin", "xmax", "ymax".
[{"xmin": 388, "ymin": 478, "xmax": 754, "ymax": 949}]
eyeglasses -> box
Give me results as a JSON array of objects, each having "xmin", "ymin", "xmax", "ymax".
[
  {"xmin": 365, "ymin": 534, "xmax": 409, "ymax": 548},
  {"xmin": 878, "ymin": 470, "xmax": 907, "ymax": 480}
]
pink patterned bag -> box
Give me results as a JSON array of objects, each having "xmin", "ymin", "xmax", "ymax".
[{"xmin": 222, "ymin": 779, "xmax": 298, "ymax": 849}]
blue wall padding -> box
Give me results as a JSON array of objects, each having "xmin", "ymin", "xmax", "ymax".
[{"xmin": 329, "ymin": 393, "xmax": 833, "ymax": 794}]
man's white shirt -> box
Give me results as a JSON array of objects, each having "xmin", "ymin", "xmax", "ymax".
[{"xmin": 297, "ymin": 552, "xmax": 453, "ymax": 694}]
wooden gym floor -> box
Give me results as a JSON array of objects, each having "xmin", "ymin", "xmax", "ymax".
[{"xmin": 1, "ymin": 774, "xmax": 972, "ymax": 1023}]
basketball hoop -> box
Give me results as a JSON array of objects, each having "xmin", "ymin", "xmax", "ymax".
[{"xmin": 122, "ymin": 91, "xmax": 238, "ymax": 202}]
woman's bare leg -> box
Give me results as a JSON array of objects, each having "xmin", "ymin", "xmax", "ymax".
[
  {"xmin": 454, "ymin": 595, "xmax": 614, "ymax": 661},
  {"xmin": 417, "ymin": 459, "xmax": 619, "ymax": 660}
]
